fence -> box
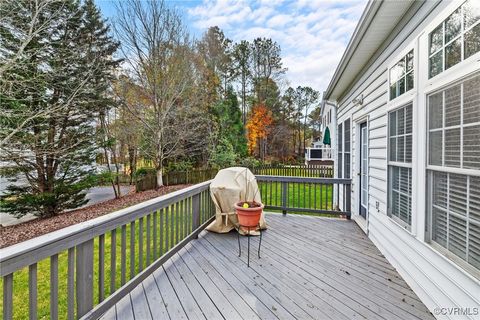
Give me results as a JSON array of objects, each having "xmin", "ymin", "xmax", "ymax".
[
  {"xmin": 136, "ymin": 164, "xmax": 334, "ymax": 192},
  {"xmin": 250, "ymin": 164, "xmax": 333, "ymax": 177},
  {"xmin": 256, "ymin": 175, "xmax": 351, "ymax": 218},
  {"xmin": 0, "ymin": 181, "xmax": 216, "ymax": 320}
]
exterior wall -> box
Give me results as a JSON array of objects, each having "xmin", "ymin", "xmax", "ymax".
[{"xmin": 333, "ymin": 1, "xmax": 480, "ymax": 319}]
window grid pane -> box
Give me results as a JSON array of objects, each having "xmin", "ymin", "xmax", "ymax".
[
  {"xmin": 344, "ymin": 119, "xmax": 351, "ymax": 179},
  {"xmin": 427, "ymin": 72, "xmax": 480, "ymax": 273},
  {"xmin": 389, "ymin": 50, "xmax": 414, "ymax": 100},
  {"xmin": 430, "ymin": 171, "xmax": 478, "ymax": 270},
  {"xmin": 429, "ymin": 0, "xmax": 480, "ymax": 78},
  {"xmin": 388, "ymin": 103, "xmax": 413, "ymax": 228},
  {"xmin": 428, "ymin": 73, "xmax": 480, "ymax": 169},
  {"xmin": 338, "ymin": 123, "xmax": 343, "ymax": 178}
]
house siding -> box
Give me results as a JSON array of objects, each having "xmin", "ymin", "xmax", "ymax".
[{"xmin": 334, "ymin": 1, "xmax": 480, "ymax": 319}]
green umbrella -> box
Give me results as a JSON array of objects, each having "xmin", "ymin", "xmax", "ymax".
[{"xmin": 323, "ymin": 126, "xmax": 331, "ymax": 145}]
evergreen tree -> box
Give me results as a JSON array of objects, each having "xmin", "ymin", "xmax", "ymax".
[
  {"xmin": 0, "ymin": 0, "xmax": 120, "ymax": 218},
  {"xmin": 211, "ymin": 87, "xmax": 247, "ymax": 160}
]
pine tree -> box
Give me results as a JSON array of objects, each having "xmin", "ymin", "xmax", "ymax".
[
  {"xmin": 0, "ymin": 0, "xmax": 120, "ymax": 218},
  {"xmin": 210, "ymin": 87, "xmax": 247, "ymax": 161}
]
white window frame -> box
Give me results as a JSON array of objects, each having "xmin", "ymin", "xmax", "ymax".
[
  {"xmin": 386, "ymin": 41, "xmax": 418, "ymax": 235},
  {"xmin": 337, "ymin": 118, "xmax": 351, "ymax": 179},
  {"xmin": 427, "ymin": 0, "xmax": 480, "ymax": 79},
  {"xmin": 387, "ymin": 103, "xmax": 414, "ymax": 232},
  {"xmin": 424, "ymin": 74, "xmax": 480, "ymax": 277},
  {"xmin": 421, "ymin": 0, "xmax": 480, "ymax": 95},
  {"xmin": 388, "ymin": 48, "xmax": 415, "ymax": 101},
  {"xmin": 417, "ymin": 0, "xmax": 480, "ymax": 277}
]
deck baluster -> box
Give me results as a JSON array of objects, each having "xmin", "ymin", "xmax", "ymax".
[{"xmin": 29, "ymin": 263, "xmax": 37, "ymax": 320}]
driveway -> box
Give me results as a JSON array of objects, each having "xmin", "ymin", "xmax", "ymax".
[{"xmin": 0, "ymin": 185, "xmax": 132, "ymax": 227}]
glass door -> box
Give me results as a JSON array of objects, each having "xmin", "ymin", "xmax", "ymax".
[{"xmin": 359, "ymin": 122, "xmax": 368, "ymax": 219}]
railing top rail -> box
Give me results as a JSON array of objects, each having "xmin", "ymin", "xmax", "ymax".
[
  {"xmin": 0, "ymin": 180, "xmax": 211, "ymax": 276},
  {"xmin": 255, "ymin": 175, "xmax": 351, "ymax": 184}
]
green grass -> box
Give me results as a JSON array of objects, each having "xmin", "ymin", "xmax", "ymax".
[
  {"xmin": 253, "ymin": 166, "xmax": 333, "ymax": 178},
  {"xmin": 258, "ymin": 181, "xmax": 335, "ymax": 216},
  {"xmin": 0, "ymin": 194, "xmax": 214, "ymax": 320}
]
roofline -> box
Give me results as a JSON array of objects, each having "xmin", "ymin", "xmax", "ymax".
[{"xmin": 323, "ymin": 0, "xmax": 382, "ymax": 101}]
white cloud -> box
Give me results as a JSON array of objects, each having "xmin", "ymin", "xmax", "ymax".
[{"xmin": 187, "ymin": 0, "xmax": 367, "ymax": 94}]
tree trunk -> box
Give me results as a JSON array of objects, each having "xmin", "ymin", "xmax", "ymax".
[
  {"xmin": 128, "ymin": 146, "xmax": 136, "ymax": 185},
  {"xmin": 156, "ymin": 167, "xmax": 164, "ymax": 188}
]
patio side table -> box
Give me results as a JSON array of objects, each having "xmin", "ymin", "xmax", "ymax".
[{"xmin": 237, "ymin": 224, "xmax": 262, "ymax": 267}]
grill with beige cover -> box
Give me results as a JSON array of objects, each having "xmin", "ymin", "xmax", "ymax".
[{"xmin": 206, "ymin": 167, "xmax": 267, "ymax": 235}]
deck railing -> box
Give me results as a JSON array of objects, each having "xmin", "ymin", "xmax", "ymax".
[
  {"xmin": 256, "ymin": 175, "xmax": 351, "ymax": 218},
  {"xmin": 0, "ymin": 181, "xmax": 215, "ymax": 320},
  {"xmin": 1, "ymin": 175, "xmax": 351, "ymax": 320}
]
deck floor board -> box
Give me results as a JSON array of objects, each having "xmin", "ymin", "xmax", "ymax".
[{"xmin": 101, "ymin": 213, "xmax": 434, "ymax": 320}]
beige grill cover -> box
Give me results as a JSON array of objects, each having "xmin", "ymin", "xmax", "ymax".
[{"xmin": 206, "ymin": 167, "xmax": 267, "ymax": 234}]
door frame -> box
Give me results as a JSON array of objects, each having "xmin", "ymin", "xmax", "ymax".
[{"xmin": 355, "ymin": 117, "xmax": 369, "ymax": 232}]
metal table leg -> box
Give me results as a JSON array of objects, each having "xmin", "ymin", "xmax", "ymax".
[
  {"xmin": 247, "ymin": 226, "xmax": 251, "ymax": 267},
  {"xmin": 237, "ymin": 228, "xmax": 241, "ymax": 257},
  {"xmin": 258, "ymin": 224, "xmax": 262, "ymax": 259},
  {"xmin": 238, "ymin": 225, "xmax": 263, "ymax": 268}
]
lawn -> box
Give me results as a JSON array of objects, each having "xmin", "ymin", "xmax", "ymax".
[{"xmin": 258, "ymin": 181, "xmax": 335, "ymax": 214}]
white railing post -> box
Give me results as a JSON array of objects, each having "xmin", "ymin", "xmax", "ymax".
[{"xmin": 76, "ymin": 239, "xmax": 94, "ymax": 318}]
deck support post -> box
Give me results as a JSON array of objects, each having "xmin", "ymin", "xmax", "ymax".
[
  {"xmin": 281, "ymin": 181, "xmax": 288, "ymax": 215},
  {"xmin": 346, "ymin": 184, "xmax": 351, "ymax": 220},
  {"xmin": 192, "ymin": 193, "xmax": 201, "ymax": 238},
  {"xmin": 76, "ymin": 239, "xmax": 94, "ymax": 318}
]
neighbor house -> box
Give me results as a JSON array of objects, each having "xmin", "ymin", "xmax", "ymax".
[
  {"xmin": 323, "ymin": 0, "xmax": 480, "ymax": 317},
  {"xmin": 305, "ymin": 100, "xmax": 336, "ymax": 165}
]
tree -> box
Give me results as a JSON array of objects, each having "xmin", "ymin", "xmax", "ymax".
[
  {"xmin": 246, "ymin": 104, "xmax": 273, "ymax": 160},
  {"xmin": 112, "ymin": 75, "xmax": 144, "ymax": 185},
  {"xmin": 308, "ymin": 106, "xmax": 322, "ymax": 142},
  {"xmin": 250, "ymin": 38, "xmax": 286, "ymax": 104},
  {"xmin": 286, "ymin": 86, "xmax": 320, "ymax": 155},
  {"xmin": 0, "ymin": 0, "xmax": 89, "ymax": 147},
  {"xmin": 209, "ymin": 137, "xmax": 237, "ymax": 168},
  {"xmin": 114, "ymin": 0, "xmax": 211, "ymax": 187},
  {"xmin": 197, "ymin": 26, "xmax": 233, "ymax": 97},
  {"xmin": 0, "ymin": 0, "xmax": 120, "ymax": 217},
  {"xmin": 210, "ymin": 87, "xmax": 247, "ymax": 158},
  {"xmin": 232, "ymin": 40, "xmax": 251, "ymax": 125}
]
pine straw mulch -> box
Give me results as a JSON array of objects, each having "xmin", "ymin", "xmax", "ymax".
[{"xmin": 0, "ymin": 184, "xmax": 191, "ymax": 248}]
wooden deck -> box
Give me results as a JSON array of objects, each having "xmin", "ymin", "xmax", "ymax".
[{"xmin": 99, "ymin": 213, "xmax": 434, "ymax": 320}]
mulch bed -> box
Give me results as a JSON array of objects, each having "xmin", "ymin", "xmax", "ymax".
[{"xmin": 0, "ymin": 185, "xmax": 191, "ymax": 248}]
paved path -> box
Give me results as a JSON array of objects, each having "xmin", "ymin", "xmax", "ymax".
[{"xmin": 0, "ymin": 186, "xmax": 131, "ymax": 227}]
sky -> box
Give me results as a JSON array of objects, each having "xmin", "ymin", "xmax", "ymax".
[{"xmin": 96, "ymin": 0, "xmax": 367, "ymax": 95}]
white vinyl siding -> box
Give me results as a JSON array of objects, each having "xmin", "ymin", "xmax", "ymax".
[
  {"xmin": 427, "ymin": 73, "xmax": 480, "ymax": 272},
  {"xmin": 388, "ymin": 104, "xmax": 413, "ymax": 229},
  {"xmin": 331, "ymin": 0, "xmax": 480, "ymax": 313}
]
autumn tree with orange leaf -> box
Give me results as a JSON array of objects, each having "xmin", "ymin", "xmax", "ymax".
[{"xmin": 246, "ymin": 104, "xmax": 273, "ymax": 160}]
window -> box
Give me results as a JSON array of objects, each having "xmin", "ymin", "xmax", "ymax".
[
  {"xmin": 338, "ymin": 123, "xmax": 343, "ymax": 178},
  {"xmin": 389, "ymin": 50, "xmax": 414, "ymax": 100},
  {"xmin": 344, "ymin": 120, "xmax": 351, "ymax": 179},
  {"xmin": 388, "ymin": 104, "xmax": 413, "ymax": 229},
  {"xmin": 428, "ymin": 0, "xmax": 480, "ymax": 78},
  {"xmin": 427, "ymin": 73, "xmax": 480, "ymax": 272},
  {"xmin": 337, "ymin": 119, "xmax": 351, "ymax": 179}
]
